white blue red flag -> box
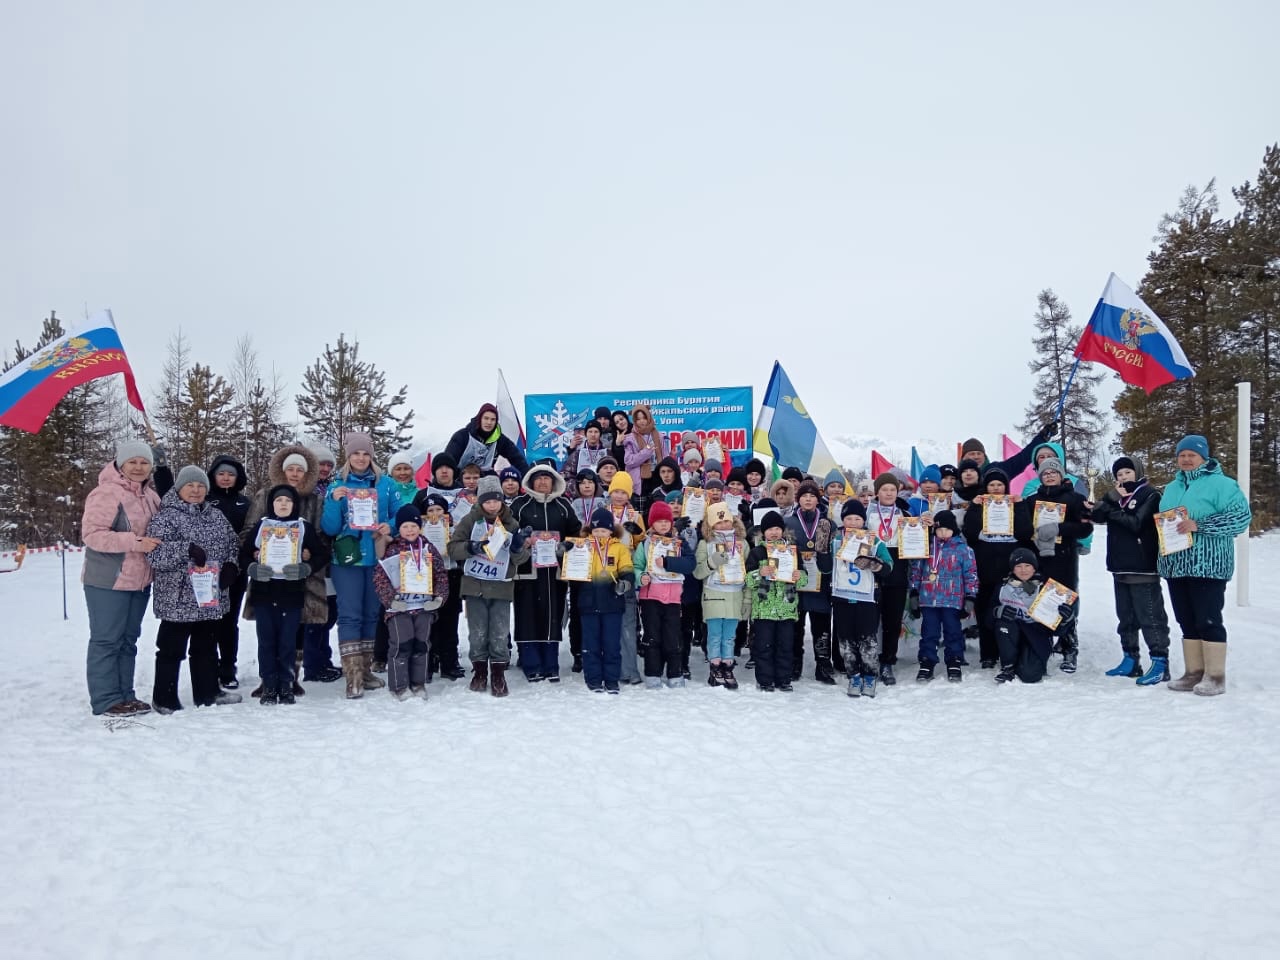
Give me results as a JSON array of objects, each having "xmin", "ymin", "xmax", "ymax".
[{"xmin": 1074, "ymin": 273, "xmax": 1195, "ymax": 393}]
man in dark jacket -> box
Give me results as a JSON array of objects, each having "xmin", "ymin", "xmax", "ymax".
[
  {"xmin": 1089, "ymin": 455, "xmax": 1171, "ymax": 684},
  {"xmin": 443, "ymin": 403, "xmax": 529, "ymax": 474},
  {"xmin": 205, "ymin": 455, "xmax": 252, "ymax": 687},
  {"xmin": 961, "ymin": 419, "xmax": 1057, "ymax": 481},
  {"xmin": 510, "ymin": 464, "xmax": 581, "ymax": 682}
]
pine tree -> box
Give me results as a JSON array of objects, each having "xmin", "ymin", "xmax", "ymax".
[
  {"xmin": 227, "ymin": 336, "xmax": 294, "ymax": 491},
  {"xmin": 179, "ymin": 364, "xmax": 237, "ymax": 470},
  {"xmin": 1019, "ymin": 289, "xmax": 1105, "ymax": 471},
  {"xmin": 0, "ymin": 313, "xmax": 115, "ymax": 547},
  {"xmin": 1113, "ymin": 182, "xmax": 1239, "ymax": 485},
  {"xmin": 151, "ymin": 330, "xmax": 192, "ymax": 466},
  {"xmin": 296, "ymin": 334, "xmax": 414, "ymax": 464}
]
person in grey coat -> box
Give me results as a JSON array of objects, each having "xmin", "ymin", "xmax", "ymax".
[{"xmin": 145, "ymin": 466, "xmax": 242, "ymax": 713}]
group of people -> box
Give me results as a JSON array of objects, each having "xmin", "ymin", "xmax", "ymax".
[{"xmin": 79, "ymin": 400, "xmax": 1252, "ymax": 717}]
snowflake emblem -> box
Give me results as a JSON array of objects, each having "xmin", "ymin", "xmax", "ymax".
[{"xmin": 531, "ymin": 400, "xmax": 592, "ymax": 461}]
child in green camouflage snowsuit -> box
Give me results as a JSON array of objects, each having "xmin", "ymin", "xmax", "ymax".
[{"xmin": 743, "ymin": 510, "xmax": 807, "ymax": 691}]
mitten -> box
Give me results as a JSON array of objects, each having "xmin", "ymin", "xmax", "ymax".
[
  {"xmin": 1057, "ymin": 602, "xmax": 1076, "ymax": 623},
  {"xmin": 998, "ymin": 603, "xmax": 1017, "ymax": 622},
  {"xmin": 1039, "ymin": 418, "xmax": 1059, "ymax": 440},
  {"xmin": 247, "ymin": 562, "xmax": 274, "ymax": 582},
  {"xmin": 150, "ymin": 445, "xmax": 169, "ymax": 468},
  {"xmin": 708, "ymin": 549, "xmax": 728, "ymax": 569},
  {"xmin": 510, "ymin": 528, "xmax": 530, "ymax": 553},
  {"xmin": 390, "ymin": 599, "xmax": 408, "ymax": 612},
  {"xmin": 1035, "ymin": 523, "xmax": 1058, "ymax": 556},
  {"xmin": 614, "ymin": 579, "xmax": 632, "ymax": 596},
  {"xmin": 218, "ymin": 563, "xmax": 239, "ymax": 589},
  {"xmin": 281, "ymin": 562, "xmax": 311, "ymax": 581},
  {"xmin": 623, "ymin": 522, "xmax": 643, "ymax": 537},
  {"xmin": 674, "ymin": 516, "xmax": 691, "ymax": 532},
  {"xmin": 468, "ymin": 541, "xmax": 486, "ymax": 556},
  {"xmin": 188, "ymin": 543, "xmax": 207, "ymax": 567}
]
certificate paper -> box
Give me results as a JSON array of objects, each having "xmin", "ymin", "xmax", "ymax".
[
  {"xmin": 560, "ymin": 539, "xmax": 592, "ymax": 582},
  {"xmin": 399, "ymin": 549, "xmax": 433, "ymax": 596},
  {"xmin": 347, "ymin": 489, "xmax": 378, "ymax": 530},
  {"xmin": 1155, "ymin": 508, "xmax": 1194, "ymax": 556},
  {"xmin": 1033, "ymin": 501, "xmax": 1066, "ymax": 543},
  {"xmin": 483, "ymin": 523, "xmax": 511, "ymax": 561},
  {"xmin": 982, "ymin": 495, "xmax": 1013, "ymax": 537},
  {"xmin": 752, "ymin": 506, "xmax": 776, "ymax": 529},
  {"xmin": 724, "ymin": 492, "xmax": 745, "ymax": 514},
  {"xmin": 422, "ymin": 518, "xmax": 451, "ymax": 558},
  {"xmin": 1028, "ymin": 578, "xmax": 1079, "ymax": 631},
  {"xmin": 189, "ymin": 564, "xmax": 220, "ymax": 607},
  {"xmin": 838, "ymin": 530, "xmax": 875, "ymax": 563},
  {"xmin": 716, "ymin": 545, "xmax": 745, "ymax": 584},
  {"xmin": 259, "ymin": 522, "xmax": 301, "ymax": 572},
  {"xmin": 798, "ymin": 551, "xmax": 821, "ymax": 592},
  {"xmin": 702, "ymin": 438, "xmax": 724, "ymax": 465},
  {"xmin": 531, "ymin": 532, "xmax": 561, "ymax": 568},
  {"xmin": 897, "ymin": 517, "xmax": 929, "ymax": 560},
  {"xmin": 648, "ymin": 535, "xmax": 683, "ymax": 581},
  {"xmin": 766, "ymin": 543, "xmax": 797, "ymax": 583},
  {"xmin": 826, "ymin": 494, "xmax": 848, "ymax": 524},
  {"xmin": 927, "ymin": 494, "xmax": 951, "ymax": 517},
  {"xmin": 682, "ymin": 488, "xmax": 707, "ymax": 524}
]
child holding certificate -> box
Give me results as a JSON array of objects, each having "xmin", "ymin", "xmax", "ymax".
[
  {"xmin": 991, "ymin": 549, "xmax": 1077, "ymax": 684},
  {"xmin": 961, "ymin": 467, "xmax": 1033, "ymax": 670},
  {"xmin": 907, "ymin": 511, "xmax": 978, "ymax": 683},
  {"xmin": 241, "ymin": 484, "xmax": 331, "ymax": 705},
  {"xmin": 576, "ymin": 508, "xmax": 636, "ymax": 693},
  {"xmin": 694, "ymin": 502, "xmax": 748, "ymax": 689},
  {"xmin": 1022, "ymin": 457, "xmax": 1092, "ymax": 674},
  {"xmin": 785, "ymin": 481, "xmax": 836, "ymax": 684},
  {"xmin": 867, "ymin": 473, "xmax": 914, "ymax": 686},
  {"xmin": 633, "ymin": 500, "xmax": 697, "ymax": 688},
  {"xmin": 743, "ymin": 510, "xmax": 807, "ymax": 692},
  {"xmin": 373, "ymin": 505, "xmax": 448, "ymax": 700},
  {"xmin": 607, "ymin": 470, "xmax": 646, "ymax": 685},
  {"xmin": 830, "ymin": 498, "xmax": 893, "ymax": 698}
]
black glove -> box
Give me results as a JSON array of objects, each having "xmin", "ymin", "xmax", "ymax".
[
  {"xmin": 281, "ymin": 562, "xmax": 311, "ymax": 581},
  {"xmin": 998, "ymin": 604, "xmax": 1017, "ymax": 622},
  {"xmin": 555, "ymin": 541, "xmax": 569, "ymax": 558},
  {"xmin": 510, "ymin": 527, "xmax": 532, "ymax": 553},
  {"xmin": 853, "ymin": 556, "xmax": 872, "ymax": 570},
  {"xmin": 1039, "ymin": 419, "xmax": 1059, "ymax": 440},
  {"xmin": 188, "ymin": 543, "xmax": 207, "ymax": 567},
  {"xmin": 468, "ymin": 541, "xmax": 486, "ymax": 556},
  {"xmin": 247, "ymin": 562, "xmax": 274, "ymax": 582},
  {"xmin": 674, "ymin": 516, "xmax": 691, "ymax": 532},
  {"xmin": 1057, "ymin": 602, "xmax": 1076, "ymax": 622},
  {"xmin": 150, "ymin": 445, "xmax": 169, "ymax": 468},
  {"xmin": 614, "ymin": 579, "xmax": 633, "ymax": 596},
  {"xmin": 623, "ymin": 522, "xmax": 643, "ymax": 537},
  {"xmin": 907, "ymin": 590, "xmax": 921, "ymax": 619},
  {"xmin": 218, "ymin": 563, "xmax": 239, "ymax": 589}
]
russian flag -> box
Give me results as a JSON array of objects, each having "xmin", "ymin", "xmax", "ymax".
[
  {"xmin": 1074, "ymin": 274, "xmax": 1195, "ymax": 393},
  {"xmin": 0, "ymin": 310, "xmax": 146, "ymax": 433}
]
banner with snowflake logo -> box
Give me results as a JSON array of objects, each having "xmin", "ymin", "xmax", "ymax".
[{"xmin": 525, "ymin": 387, "xmax": 753, "ymax": 465}]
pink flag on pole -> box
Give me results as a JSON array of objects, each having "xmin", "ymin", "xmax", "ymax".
[{"xmin": 1002, "ymin": 434, "xmax": 1037, "ymax": 495}]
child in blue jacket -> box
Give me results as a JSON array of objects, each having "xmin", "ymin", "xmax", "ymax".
[{"xmin": 908, "ymin": 510, "xmax": 978, "ymax": 682}]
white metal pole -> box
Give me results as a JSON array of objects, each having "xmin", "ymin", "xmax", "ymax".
[{"xmin": 1236, "ymin": 381, "xmax": 1251, "ymax": 607}]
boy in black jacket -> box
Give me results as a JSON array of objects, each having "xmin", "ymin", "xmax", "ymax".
[
  {"xmin": 1088, "ymin": 455, "xmax": 1172, "ymax": 685},
  {"xmin": 241, "ymin": 485, "xmax": 331, "ymax": 704},
  {"xmin": 992, "ymin": 549, "xmax": 1077, "ymax": 684},
  {"xmin": 1022, "ymin": 458, "xmax": 1092, "ymax": 673}
]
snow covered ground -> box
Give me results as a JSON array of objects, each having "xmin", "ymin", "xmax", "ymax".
[{"xmin": 1, "ymin": 532, "xmax": 1277, "ymax": 959}]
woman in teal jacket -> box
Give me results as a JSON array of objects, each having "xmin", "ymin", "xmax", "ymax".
[
  {"xmin": 321, "ymin": 431, "xmax": 398, "ymax": 694},
  {"xmin": 1158, "ymin": 435, "xmax": 1251, "ymax": 696}
]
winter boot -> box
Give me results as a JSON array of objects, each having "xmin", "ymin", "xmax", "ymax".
[
  {"xmin": 846, "ymin": 676, "xmax": 861, "ymax": 698},
  {"xmin": 490, "ymin": 662, "xmax": 510, "ymax": 698},
  {"xmin": 1106, "ymin": 654, "xmax": 1143, "ymax": 678},
  {"xmin": 1193, "ymin": 643, "xmax": 1226, "ymax": 696},
  {"xmin": 1059, "ymin": 635, "xmax": 1078, "ymax": 673},
  {"xmin": 707, "ymin": 663, "xmax": 723, "ymax": 687},
  {"xmin": 361, "ymin": 648, "xmax": 386, "ymax": 689},
  {"xmin": 946, "ymin": 664, "xmax": 962, "ymax": 682},
  {"xmin": 1136, "ymin": 656, "xmax": 1170, "ymax": 686},
  {"xmin": 410, "ymin": 684, "xmax": 427, "ymax": 699},
  {"xmin": 1169, "ymin": 638, "xmax": 1204, "ymax": 692},
  {"xmin": 372, "ymin": 660, "xmax": 387, "ymax": 674},
  {"xmin": 814, "ymin": 660, "xmax": 837, "ymax": 685},
  {"xmin": 860, "ymin": 674, "xmax": 877, "ymax": 698},
  {"xmin": 879, "ymin": 663, "xmax": 896, "ymax": 686},
  {"xmin": 644, "ymin": 676, "xmax": 664, "ymax": 690},
  {"xmin": 340, "ymin": 641, "xmax": 364, "ymax": 699},
  {"xmin": 250, "ymin": 682, "xmax": 264, "ymax": 698},
  {"xmin": 214, "ymin": 690, "xmax": 243, "ymax": 705},
  {"xmin": 278, "ymin": 686, "xmax": 296, "ymax": 705},
  {"xmin": 391, "ymin": 686, "xmax": 410, "ymax": 701},
  {"xmin": 995, "ymin": 664, "xmax": 1017, "ymax": 684},
  {"xmin": 916, "ymin": 663, "xmax": 935, "ymax": 683},
  {"xmin": 721, "ymin": 663, "xmax": 739, "ymax": 690},
  {"xmin": 260, "ymin": 689, "xmax": 279, "ymax": 706},
  {"xmin": 469, "ymin": 660, "xmax": 489, "ymax": 693}
]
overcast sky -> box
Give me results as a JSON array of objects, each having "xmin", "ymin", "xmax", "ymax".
[{"xmin": 4, "ymin": 1, "xmax": 1276, "ymax": 460}]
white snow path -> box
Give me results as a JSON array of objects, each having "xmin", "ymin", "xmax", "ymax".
[{"xmin": 1, "ymin": 533, "xmax": 1278, "ymax": 959}]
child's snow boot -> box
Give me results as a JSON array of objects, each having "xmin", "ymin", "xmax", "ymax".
[
  {"xmin": 1136, "ymin": 656, "xmax": 1170, "ymax": 686},
  {"xmin": 721, "ymin": 663, "xmax": 739, "ymax": 690},
  {"xmin": 846, "ymin": 675, "xmax": 861, "ymax": 697},
  {"xmin": 861, "ymin": 674, "xmax": 877, "ymax": 698},
  {"xmin": 916, "ymin": 663, "xmax": 935, "ymax": 683},
  {"xmin": 1106, "ymin": 654, "xmax": 1142, "ymax": 677}
]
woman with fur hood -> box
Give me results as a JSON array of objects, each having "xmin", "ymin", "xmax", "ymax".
[
  {"xmin": 242, "ymin": 443, "xmax": 339, "ymax": 692},
  {"xmin": 80, "ymin": 440, "xmax": 163, "ymax": 717},
  {"xmin": 145, "ymin": 465, "xmax": 242, "ymax": 713}
]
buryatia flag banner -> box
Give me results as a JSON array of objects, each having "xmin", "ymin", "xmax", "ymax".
[
  {"xmin": 496, "ymin": 369, "xmax": 526, "ymax": 450},
  {"xmin": 910, "ymin": 446, "xmax": 926, "ymax": 483},
  {"xmin": 1002, "ymin": 434, "xmax": 1036, "ymax": 495},
  {"xmin": 0, "ymin": 310, "xmax": 145, "ymax": 433},
  {"xmin": 1075, "ymin": 273, "xmax": 1195, "ymax": 393},
  {"xmin": 752, "ymin": 362, "xmax": 845, "ymax": 486}
]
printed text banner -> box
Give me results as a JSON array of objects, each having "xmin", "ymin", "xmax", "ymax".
[{"xmin": 525, "ymin": 387, "xmax": 753, "ymax": 465}]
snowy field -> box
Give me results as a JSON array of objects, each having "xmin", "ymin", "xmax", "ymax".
[{"xmin": 1, "ymin": 531, "xmax": 1277, "ymax": 959}]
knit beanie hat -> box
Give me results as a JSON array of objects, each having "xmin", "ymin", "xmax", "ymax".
[
  {"xmin": 797, "ymin": 480, "xmax": 822, "ymax": 501},
  {"xmin": 310, "ymin": 444, "xmax": 337, "ymax": 466},
  {"xmin": 1009, "ymin": 548, "xmax": 1039, "ymax": 571},
  {"xmin": 705, "ymin": 503, "xmax": 733, "ymax": 527},
  {"xmin": 704, "ymin": 459, "xmax": 723, "ymax": 475},
  {"xmin": 343, "ymin": 431, "xmax": 374, "ymax": 457},
  {"xmin": 781, "ymin": 466, "xmax": 805, "ymax": 482},
  {"xmin": 477, "ymin": 476, "xmax": 503, "ymax": 504},
  {"xmin": 422, "ymin": 493, "xmax": 450, "ymax": 513},
  {"xmin": 754, "ymin": 497, "xmax": 778, "ymax": 510},
  {"xmin": 648, "ymin": 500, "xmax": 674, "ymax": 526},
  {"xmin": 726, "ymin": 467, "xmax": 749, "ymax": 488},
  {"xmin": 608, "ymin": 470, "xmax": 634, "ymax": 497},
  {"xmin": 744, "ymin": 458, "xmax": 767, "ymax": 479},
  {"xmin": 1175, "ymin": 434, "xmax": 1210, "ymax": 460},
  {"xmin": 499, "ymin": 466, "xmax": 522, "ymax": 484},
  {"xmin": 388, "ymin": 450, "xmax": 413, "ymax": 470},
  {"xmin": 589, "ymin": 507, "xmax": 616, "ymax": 531},
  {"xmin": 759, "ymin": 510, "xmax": 786, "ymax": 536},
  {"xmin": 682, "ymin": 448, "xmax": 703, "ymax": 464},
  {"xmin": 983, "ymin": 467, "xmax": 1010, "ymax": 489},
  {"xmin": 932, "ymin": 510, "xmax": 961, "ymax": 535},
  {"xmin": 597, "ymin": 455, "xmax": 619, "ymax": 471},
  {"xmin": 575, "ymin": 468, "xmax": 599, "ymax": 486},
  {"xmin": 1037, "ymin": 457, "xmax": 1065, "ymax": 480},
  {"xmin": 705, "ymin": 478, "xmax": 725, "ymax": 491},
  {"xmin": 114, "ymin": 439, "xmax": 153, "ymax": 468},
  {"xmin": 212, "ymin": 461, "xmax": 238, "ymax": 478},
  {"xmin": 266, "ymin": 484, "xmax": 299, "ymax": 515},
  {"xmin": 395, "ymin": 504, "xmax": 422, "ymax": 529},
  {"xmin": 961, "ymin": 437, "xmax": 986, "ymax": 458},
  {"xmin": 584, "ymin": 420, "xmax": 602, "ymax": 436},
  {"xmin": 919, "ymin": 465, "xmax": 942, "ymax": 485},
  {"xmin": 958, "ymin": 458, "xmax": 982, "ymax": 476},
  {"xmin": 593, "ymin": 406, "xmax": 611, "ymax": 421},
  {"xmin": 841, "ymin": 497, "xmax": 867, "ymax": 520},
  {"xmin": 1111, "ymin": 456, "xmax": 1137, "ymax": 478},
  {"xmin": 282, "ymin": 453, "xmax": 309, "ymax": 473},
  {"xmin": 432, "ymin": 451, "xmax": 459, "ymax": 474},
  {"xmin": 175, "ymin": 465, "xmax": 210, "ymax": 489},
  {"xmin": 939, "ymin": 464, "xmax": 958, "ymax": 480},
  {"xmin": 855, "ymin": 479, "xmax": 874, "ymax": 496},
  {"xmin": 873, "ymin": 472, "xmax": 900, "ymax": 494}
]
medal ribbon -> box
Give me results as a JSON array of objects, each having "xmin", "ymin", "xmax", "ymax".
[
  {"xmin": 875, "ymin": 504, "xmax": 897, "ymax": 542},
  {"xmin": 798, "ymin": 509, "xmax": 819, "ymax": 545}
]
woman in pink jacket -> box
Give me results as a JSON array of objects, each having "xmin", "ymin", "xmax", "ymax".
[{"xmin": 81, "ymin": 440, "xmax": 162, "ymax": 717}]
